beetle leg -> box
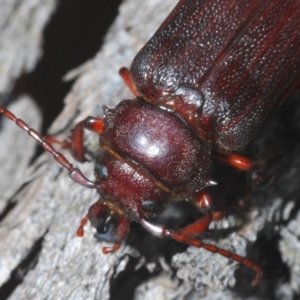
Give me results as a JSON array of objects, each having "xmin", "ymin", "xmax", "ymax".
[
  {"xmin": 181, "ymin": 190, "xmax": 233, "ymax": 236},
  {"xmin": 76, "ymin": 215, "xmax": 89, "ymax": 237},
  {"xmin": 68, "ymin": 117, "xmax": 104, "ymax": 162},
  {"xmin": 176, "ymin": 191, "xmax": 245, "ymax": 237},
  {"xmin": 47, "ymin": 117, "xmax": 104, "ymax": 162},
  {"xmin": 179, "ymin": 213, "xmax": 212, "ymax": 237},
  {"xmin": 140, "ymin": 218, "xmax": 262, "ymax": 286},
  {"xmin": 212, "ymin": 151, "xmax": 253, "ymax": 171},
  {"xmin": 46, "ymin": 136, "xmax": 71, "ymax": 149},
  {"xmin": 212, "ymin": 151, "xmax": 274, "ymax": 190},
  {"xmin": 102, "ymin": 244, "xmax": 121, "ymax": 254},
  {"xmin": 119, "ymin": 67, "xmax": 139, "ymax": 96},
  {"xmin": 48, "ymin": 117, "xmax": 104, "ymax": 162}
]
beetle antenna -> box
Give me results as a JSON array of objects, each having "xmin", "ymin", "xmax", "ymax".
[
  {"xmin": 0, "ymin": 105, "xmax": 96, "ymax": 189},
  {"xmin": 140, "ymin": 219, "xmax": 262, "ymax": 286},
  {"xmin": 166, "ymin": 229, "xmax": 262, "ymax": 286}
]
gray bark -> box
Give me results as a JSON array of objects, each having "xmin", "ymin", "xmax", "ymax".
[{"xmin": 1, "ymin": 0, "xmax": 300, "ymax": 299}]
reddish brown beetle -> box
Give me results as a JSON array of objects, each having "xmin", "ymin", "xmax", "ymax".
[{"xmin": 1, "ymin": 0, "xmax": 300, "ymax": 287}]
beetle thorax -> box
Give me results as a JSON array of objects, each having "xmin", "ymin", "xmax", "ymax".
[{"xmin": 94, "ymin": 98, "xmax": 211, "ymax": 220}]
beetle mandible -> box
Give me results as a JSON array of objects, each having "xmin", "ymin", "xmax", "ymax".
[{"xmin": 1, "ymin": 0, "xmax": 300, "ymax": 286}]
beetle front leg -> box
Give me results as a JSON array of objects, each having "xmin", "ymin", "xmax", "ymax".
[
  {"xmin": 48, "ymin": 117, "xmax": 104, "ymax": 162},
  {"xmin": 212, "ymin": 151, "xmax": 273, "ymax": 190},
  {"xmin": 182, "ymin": 190, "xmax": 237, "ymax": 237},
  {"xmin": 178, "ymin": 213, "xmax": 212, "ymax": 237},
  {"xmin": 68, "ymin": 117, "xmax": 104, "ymax": 162},
  {"xmin": 180, "ymin": 190, "xmax": 244, "ymax": 237},
  {"xmin": 212, "ymin": 151, "xmax": 253, "ymax": 171}
]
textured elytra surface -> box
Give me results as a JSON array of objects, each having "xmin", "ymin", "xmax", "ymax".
[
  {"xmin": 130, "ymin": 0, "xmax": 300, "ymax": 150},
  {"xmin": 0, "ymin": 0, "xmax": 300, "ymax": 299}
]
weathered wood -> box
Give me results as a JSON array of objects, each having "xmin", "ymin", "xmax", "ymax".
[
  {"xmin": 0, "ymin": 1, "xmax": 177, "ymax": 299},
  {"xmin": 1, "ymin": 0, "xmax": 300, "ymax": 299},
  {"xmin": 0, "ymin": 0, "xmax": 56, "ymax": 95}
]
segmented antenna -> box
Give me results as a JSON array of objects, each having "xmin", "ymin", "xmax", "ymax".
[
  {"xmin": 140, "ymin": 218, "xmax": 262, "ymax": 286},
  {"xmin": 0, "ymin": 105, "xmax": 96, "ymax": 188}
]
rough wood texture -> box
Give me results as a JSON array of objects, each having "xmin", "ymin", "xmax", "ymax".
[
  {"xmin": 0, "ymin": 0, "xmax": 56, "ymax": 95},
  {"xmin": 1, "ymin": 0, "xmax": 300, "ymax": 299}
]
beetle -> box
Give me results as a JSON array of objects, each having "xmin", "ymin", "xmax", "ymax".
[{"xmin": 1, "ymin": 0, "xmax": 300, "ymax": 287}]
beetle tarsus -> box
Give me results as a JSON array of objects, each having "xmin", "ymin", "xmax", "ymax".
[
  {"xmin": 76, "ymin": 215, "xmax": 89, "ymax": 237},
  {"xmin": 102, "ymin": 244, "xmax": 121, "ymax": 255}
]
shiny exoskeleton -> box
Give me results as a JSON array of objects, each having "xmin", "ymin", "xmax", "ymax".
[{"xmin": 1, "ymin": 0, "xmax": 300, "ymax": 286}]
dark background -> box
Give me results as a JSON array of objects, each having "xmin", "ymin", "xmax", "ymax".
[{"xmin": 13, "ymin": 0, "xmax": 123, "ymax": 134}]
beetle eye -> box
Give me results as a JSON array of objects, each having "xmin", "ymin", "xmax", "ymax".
[
  {"xmin": 95, "ymin": 163, "xmax": 108, "ymax": 180},
  {"xmin": 141, "ymin": 200, "xmax": 163, "ymax": 214}
]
